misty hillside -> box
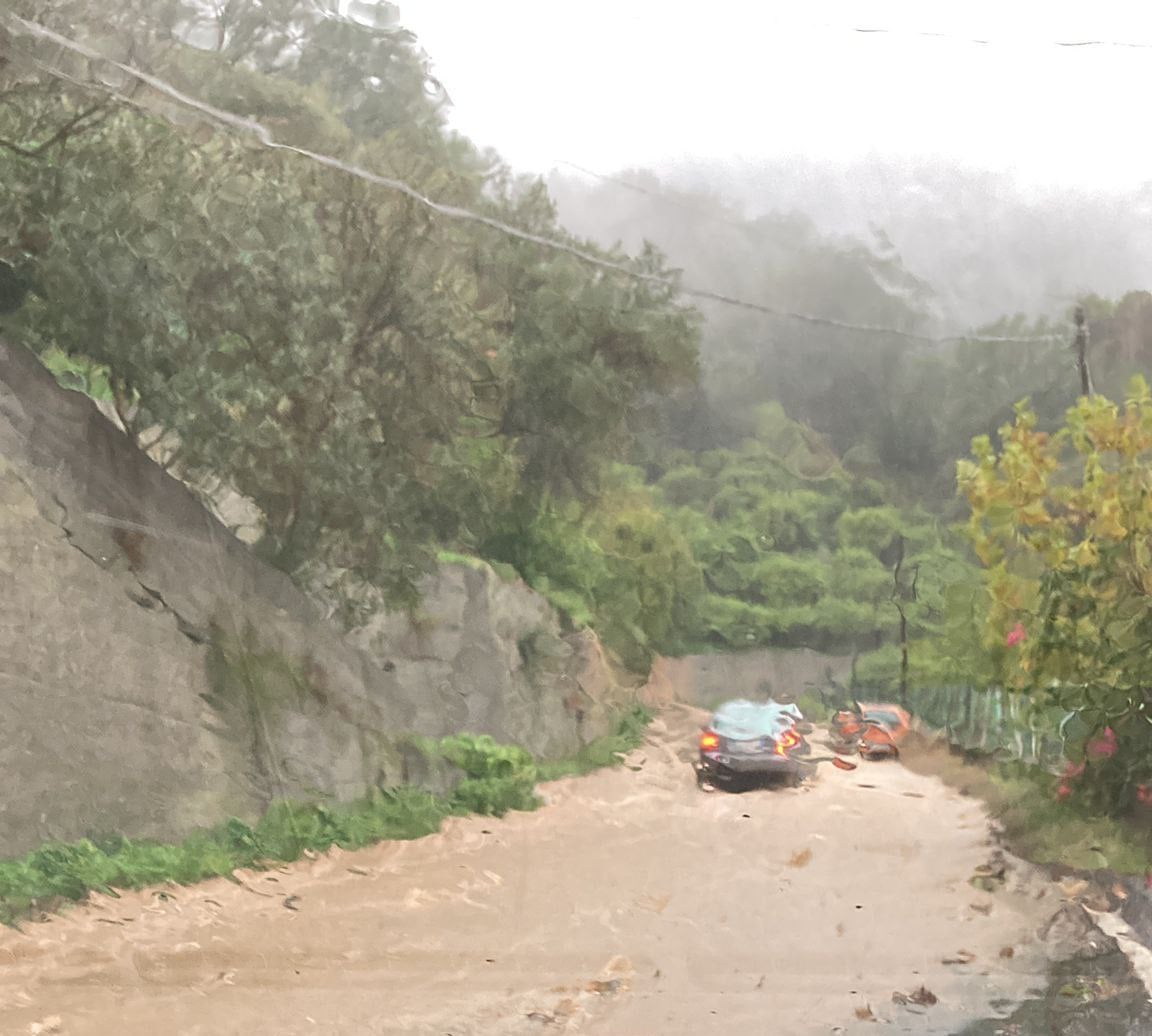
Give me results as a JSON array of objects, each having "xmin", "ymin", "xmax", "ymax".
[{"xmin": 548, "ymin": 159, "xmax": 1152, "ymax": 330}]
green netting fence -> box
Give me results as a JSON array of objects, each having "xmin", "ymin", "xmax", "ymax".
[{"xmin": 902, "ymin": 686, "xmax": 1068, "ymax": 770}]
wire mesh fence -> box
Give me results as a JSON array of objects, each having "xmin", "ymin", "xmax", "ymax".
[{"xmin": 903, "ymin": 685, "xmax": 1068, "ymax": 770}]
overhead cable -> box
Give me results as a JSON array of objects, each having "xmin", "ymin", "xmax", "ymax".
[{"xmin": 846, "ymin": 24, "xmax": 1152, "ymax": 49}]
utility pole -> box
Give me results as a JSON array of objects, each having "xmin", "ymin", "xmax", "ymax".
[
  {"xmin": 1073, "ymin": 305, "xmax": 1094, "ymax": 397},
  {"xmin": 888, "ymin": 534, "xmax": 917, "ymax": 709}
]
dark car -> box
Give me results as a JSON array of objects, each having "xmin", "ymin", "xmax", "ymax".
[{"xmin": 695, "ymin": 698, "xmax": 811, "ymax": 791}]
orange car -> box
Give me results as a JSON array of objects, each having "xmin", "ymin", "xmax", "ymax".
[{"xmin": 831, "ymin": 702, "xmax": 911, "ymax": 759}]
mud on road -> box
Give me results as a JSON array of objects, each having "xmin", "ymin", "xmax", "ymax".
[{"xmin": 0, "ymin": 707, "xmax": 1080, "ymax": 1035}]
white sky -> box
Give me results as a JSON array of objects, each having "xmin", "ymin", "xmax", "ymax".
[{"xmin": 398, "ymin": 1, "xmax": 1152, "ymax": 190}]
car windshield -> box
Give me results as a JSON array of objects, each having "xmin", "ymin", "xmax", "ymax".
[
  {"xmin": 712, "ymin": 700, "xmax": 798, "ymax": 740},
  {"xmin": 2, "ymin": 3, "xmax": 1150, "ymax": 1034}
]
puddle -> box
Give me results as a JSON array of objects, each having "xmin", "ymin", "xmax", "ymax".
[{"xmin": 955, "ymin": 948, "xmax": 1152, "ymax": 1035}]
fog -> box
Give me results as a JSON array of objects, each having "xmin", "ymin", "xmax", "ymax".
[
  {"xmin": 401, "ymin": 1, "xmax": 1152, "ymax": 331},
  {"xmin": 547, "ymin": 157, "xmax": 1152, "ymax": 331}
]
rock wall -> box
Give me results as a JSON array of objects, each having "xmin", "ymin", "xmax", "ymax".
[{"xmin": 0, "ymin": 339, "xmax": 627, "ymax": 854}]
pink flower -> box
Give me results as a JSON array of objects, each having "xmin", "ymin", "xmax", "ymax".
[
  {"xmin": 1056, "ymin": 783, "xmax": 1073, "ymax": 801},
  {"xmin": 1006, "ymin": 622, "xmax": 1027, "ymax": 648},
  {"xmin": 1087, "ymin": 727, "xmax": 1118, "ymax": 759}
]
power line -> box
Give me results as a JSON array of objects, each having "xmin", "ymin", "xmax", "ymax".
[
  {"xmin": 845, "ymin": 24, "xmax": 1152, "ymax": 49},
  {"xmin": 2, "ymin": 13, "xmax": 1069, "ymax": 348},
  {"xmin": 554, "ymin": 161, "xmax": 1078, "ymax": 343}
]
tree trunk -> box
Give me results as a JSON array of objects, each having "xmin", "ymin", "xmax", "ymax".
[{"xmin": 1073, "ymin": 305, "xmax": 1094, "ymax": 398}]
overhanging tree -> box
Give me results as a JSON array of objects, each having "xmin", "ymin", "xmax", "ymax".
[{"xmin": 957, "ymin": 383, "xmax": 1152, "ymax": 812}]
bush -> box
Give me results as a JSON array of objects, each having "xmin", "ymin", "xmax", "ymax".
[
  {"xmin": 657, "ymin": 466, "xmax": 719, "ymax": 508},
  {"xmin": 752, "ymin": 553, "xmax": 826, "ymax": 607},
  {"xmin": 437, "ymin": 734, "xmax": 540, "ymax": 816},
  {"xmin": 699, "ymin": 594, "xmax": 778, "ymax": 647},
  {"xmin": 794, "ymin": 692, "xmax": 833, "ymax": 722},
  {"xmin": 836, "ymin": 506, "xmax": 903, "ymax": 557},
  {"xmin": 826, "ymin": 548, "xmax": 890, "ymax": 604},
  {"xmin": 481, "ymin": 490, "xmax": 703, "ymax": 670},
  {"xmin": 750, "ymin": 492, "xmax": 831, "ymax": 553}
]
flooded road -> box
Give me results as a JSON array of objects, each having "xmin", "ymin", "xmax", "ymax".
[{"xmin": 0, "ymin": 707, "xmax": 1061, "ymax": 1035}]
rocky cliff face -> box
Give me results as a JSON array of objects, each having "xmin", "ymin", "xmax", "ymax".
[{"xmin": 0, "ymin": 339, "xmax": 628, "ymax": 854}]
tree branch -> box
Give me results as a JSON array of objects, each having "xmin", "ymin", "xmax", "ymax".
[
  {"xmin": 0, "ymin": 101, "xmax": 111, "ymax": 160},
  {"xmin": 0, "ymin": 137, "xmax": 37, "ymax": 159}
]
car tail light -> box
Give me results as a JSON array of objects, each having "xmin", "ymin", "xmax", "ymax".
[
  {"xmin": 776, "ymin": 728, "xmax": 800, "ymax": 754},
  {"xmin": 699, "ymin": 730, "xmax": 721, "ymax": 751}
]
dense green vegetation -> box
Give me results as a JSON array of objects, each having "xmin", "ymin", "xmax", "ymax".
[
  {"xmin": 649, "ymin": 403, "xmax": 968, "ymax": 661},
  {"xmin": 955, "ymin": 387, "xmax": 1152, "ymax": 815},
  {"xmin": 1, "ymin": 0, "xmax": 698, "ymax": 617}
]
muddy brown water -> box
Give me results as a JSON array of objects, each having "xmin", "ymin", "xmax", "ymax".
[{"xmin": 0, "ymin": 708, "xmax": 1065, "ymax": 1035}]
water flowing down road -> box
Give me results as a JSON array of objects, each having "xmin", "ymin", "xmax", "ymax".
[{"xmin": 0, "ymin": 708, "xmax": 1070, "ymax": 1035}]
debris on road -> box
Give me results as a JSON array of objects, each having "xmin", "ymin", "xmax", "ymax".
[
  {"xmin": 971, "ymin": 856, "xmax": 1008, "ymax": 892},
  {"xmin": 892, "ymin": 985, "xmax": 938, "ymax": 1007},
  {"xmin": 633, "ymin": 892, "xmax": 670, "ymax": 913}
]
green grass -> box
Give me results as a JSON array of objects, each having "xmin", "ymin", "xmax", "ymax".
[
  {"xmin": 39, "ymin": 346, "xmax": 114, "ymax": 402},
  {"xmin": 489, "ymin": 561, "xmax": 520, "ymax": 583},
  {"xmin": 433, "ymin": 552, "xmax": 519, "ymax": 584},
  {"xmin": 0, "ymin": 786, "xmax": 450, "ymax": 926},
  {"xmin": 0, "ymin": 711, "xmax": 654, "ymax": 926},
  {"xmin": 988, "ymin": 770, "xmax": 1152, "ymax": 875},
  {"xmin": 434, "ymin": 550, "xmax": 490, "ymax": 571}
]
